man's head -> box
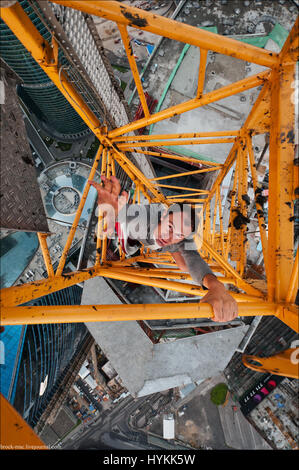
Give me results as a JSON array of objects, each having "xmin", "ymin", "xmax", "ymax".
[{"xmin": 153, "ymin": 203, "xmax": 198, "ymax": 247}]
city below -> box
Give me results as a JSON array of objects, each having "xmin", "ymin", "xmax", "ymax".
[{"xmin": 0, "ymin": 0, "xmax": 298, "ymax": 457}]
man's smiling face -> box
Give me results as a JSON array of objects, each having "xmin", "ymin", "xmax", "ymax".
[{"xmin": 153, "ymin": 210, "xmax": 193, "ymax": 247}]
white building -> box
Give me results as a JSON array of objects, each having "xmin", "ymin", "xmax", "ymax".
[
  {"xmin": 163, "ymin": 414, "xmax": 175, "ymax": 440},
  {"xmin": 84, "ymin": 374, "xmax": 98, "ymax": 391},
  {"xmin": 78, "ymin": 360, "xmax": 90, "ymax": 380}
]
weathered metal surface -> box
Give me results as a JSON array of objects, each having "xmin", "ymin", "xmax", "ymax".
[
  {"xmin": 0, "ymin": 2, "xmax": 297, "ymax": 338},
  {"xmin": 0, "ymin": 67, "xmax": 49, "ymax": 233}
]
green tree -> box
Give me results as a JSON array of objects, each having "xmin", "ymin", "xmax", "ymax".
[{"xmin": 210, "ymin": 383, "xmax": 228, "ymax": 405}]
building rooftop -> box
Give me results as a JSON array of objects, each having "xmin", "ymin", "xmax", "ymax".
[{"xmin": 83, "ymin": 274, "xmax": 248, "ymax": 397}]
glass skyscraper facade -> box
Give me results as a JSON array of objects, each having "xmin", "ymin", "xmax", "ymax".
[
  {"xmin": 0, "ymin": 286, "xmax": 88, "ymax": 428},
  {"xmin": 0, "ymin": 231, "xmax": 39, "ymax": 289},
  {"xmin": 0, "ymin": 0, "xmax": 89, "ymax": 138}
]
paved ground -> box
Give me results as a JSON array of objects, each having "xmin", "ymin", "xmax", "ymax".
[
  {"xmin": 176, "ymin": 392, "xmax": 228, "ymax": 449},
  {"xmin": 146, "ymin": 374, "xmax": 271, "ymax": 450},
  {"xmin": 218, "ymin": 395, "xmax": 271, "ymax": 450},
  {"xmin": 24, "ymin": 116, "xmax": 55, "ymax": 167}
]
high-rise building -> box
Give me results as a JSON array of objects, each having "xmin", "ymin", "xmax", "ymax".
[
  {"xmin": 224, "ymin": 315, "xmax": 298, "ymax": 449},
  {"xmin": 0, "ymin": 1, "xmax": 135, "ymax": 439},
  {"xmin": 0, "ymin": 0, "xmax": 91, "ymax": 139},
  {"xmin": 0, "ymin": 286, "xmax": 91, "ymax": 430},
  {"xmin": 0, "ymin": 0, "xmax": 135, "ymax": 142}
]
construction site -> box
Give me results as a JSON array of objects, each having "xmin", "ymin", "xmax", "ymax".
[{"xmin": 0, "ymin": 0, "xmax": 298, "ymax": 454}]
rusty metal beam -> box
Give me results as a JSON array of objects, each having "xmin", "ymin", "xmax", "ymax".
[
  {"xmin": 50, "ymin": 1, "xmax": 279, "ymax": 68},
  {"xmin": 1, "ymin": 302, "xmax": 280, "ymax": 326},
  {"xmin": 0, "ymin": 394, "xmax": 47, "ymax": 449},
  {"xmin": 267, "ymin": 64, "xmax": 295, "ymax": 302}
]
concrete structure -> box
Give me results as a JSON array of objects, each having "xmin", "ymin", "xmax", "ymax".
[
  {"xmin": 102, "ymin": 361, "xmax": 117, "ymax": 380},
  {"xmin": 83, "ymin": 275, "xmax": 248, "ymax": 397}
]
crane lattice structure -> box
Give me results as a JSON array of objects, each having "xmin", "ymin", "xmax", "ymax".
[{"xmin": 1, "ymin": 2, "xmax": 298, "ymax": 367}]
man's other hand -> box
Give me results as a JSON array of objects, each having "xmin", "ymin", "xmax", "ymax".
[
  {"xmin": 89, "ymin": 176, "xmax": 128, "ymax": 236},
  {"xmin": 89, "ymin": 176, "xmax": 128, "ymax": 215}
]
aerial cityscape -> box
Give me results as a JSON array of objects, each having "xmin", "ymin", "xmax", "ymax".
[{"xmin": 0, "ymin": 0, "xmax": 298, "ymax": 458}]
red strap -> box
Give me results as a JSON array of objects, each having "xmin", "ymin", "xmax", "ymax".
[{"xmin": 115, "ymin": 222, "xmax": 126, "ymax": 253}]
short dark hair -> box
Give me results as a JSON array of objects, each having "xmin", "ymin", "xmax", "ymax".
[{"xmin": 166, "ymin": 203, "xmax": 199, "ymax": 234}]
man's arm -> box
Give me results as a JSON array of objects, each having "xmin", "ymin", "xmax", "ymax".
[
  {"xmin": 172, "ymin": 249, "xmax": 238, "ymax": 322},
  {"xmin": 171, "ymin": 252, "xmax": 187, "ymax": 272}
]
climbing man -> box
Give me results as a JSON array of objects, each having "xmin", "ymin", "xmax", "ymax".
[{"xmin": 89, "ymin": 175, "xmax": 238, "ymax": 323}]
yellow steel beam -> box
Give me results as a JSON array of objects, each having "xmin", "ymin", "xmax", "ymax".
[
  {"xmin": 236, "ymin": 138, "xmax": 248, "ymax": 276},
  {"xmin": 203, "ymin": 140, "xmax": 239, "ymax": 209},
  {"xmin": 112, "ymin": 130, "xmax": 239, "ymax": 142},
  {"xmin": 118, "ymin": 137, "xmax": 236, "ymax": 150},
  {"xmin": 110, "ymin": 144, "xmax": 166, "ymax": 203},
  {"xmin": 150, "ymin": 166, "xmax": 222, "ymax": 182},
  {"xmin": 1, "ymin": 267, "xmax": 100, "ymax": 308},
  {"xmin": 267, "ymin": 64, "xmax": 295, "ymax": 302},
  {"xmin": 0, "ymin": 394, "xmax": 47, "ymax": 450},
  {"xmin": 201, "ymin": 239, "xmax": 264, "ymax": 298},
  {"xmin": 217, "ymin": 186, "xmax": 225, "ymax": 256},
  {"xmin": 242, "ymin": 348, "xmax": 299, "ymax": 379},
  {"xmin": 107, "ymin": 72, "xmax": 270, "ymax": 139},
  {"xmin": 50, "ymin": 1, "xmax": 279, "ymax": 68},
  {"xmin": 0, "ymin": 302, "xmax": 281, "ymax": 326},
  {"xmin": 56, "ymin": 144, "xmax": 103, "ymax": 275},
  {"xmin": 286, "ymin": 249, "xmax": 299, "ymax": 304},
  {"xmin": 94, "ymin": 268, "xmax": 261, "ymax": 301},
  {"xmin": 105, "ymin": 266, "xmax": 235, "ymax": 283},
  {"xmin": 163, "ymin": 199, "xmax": 205, "ymax": 203},
  {"xmin": 153, "ymin": 184, "xmax": 209, "ymax": 193},
  {"xmin": 196, "ymin": 48, "xmax": 208, "ymax": 99},
  {"xmin": 37, "ymin": 233, "xmax": 54, "ymax": 278},
  {"xmin": 133, "ymin": 149, "xmax": 222, "ymax": 166},
  {"xmin": 95, "ymin": 148, "xmax": 107, "ymax": 265},
  {"xmin": 211, "ymin": 190, "xmax": 219, "ymax": 247},
  {"xmin": 279, "ymin": 16, "xmax": 299, "ymax": 64},
  {"xmin": 242, "ymin": 81, "xmax": 271, "ymax": 135},
  {"xmin": 165, "ymin": 192, "xmax": 207, "ymax": 199},
  {"xmin": 1, "ymin": 2, "xmax": 53, "ymax": 65},
  {"xmin": 117, "ymin": 22, "xmax": 150, "ymax": 118},
  {"xmin": 276, "ymin": 304, "xmax": 299, "ymax": 333},
  {"xmin": 0, "ymin": 262, "xmax": 263, "ymax": 312},
  {"xmin": 246, "ymin": 134, "xmax": 269, "ymax": 278}
]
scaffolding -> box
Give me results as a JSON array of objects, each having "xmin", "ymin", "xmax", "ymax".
[{"xmin": 0, "ymin": 1, "xmax": 298, "ymax": 364}]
